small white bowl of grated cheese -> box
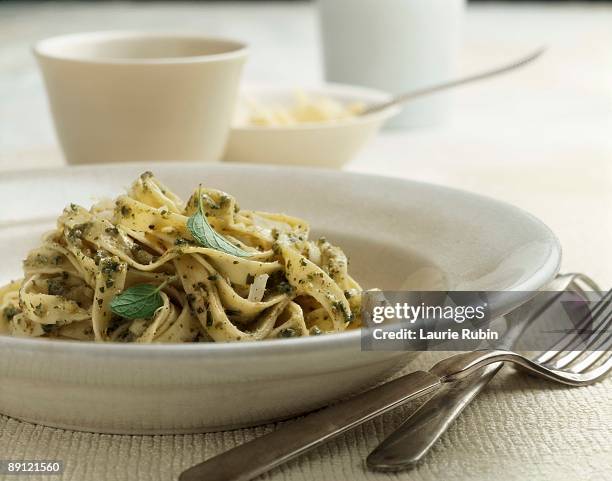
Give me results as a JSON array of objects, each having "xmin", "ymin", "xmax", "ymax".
[{"xmin": 223, "ymin": 84, "xmax": 400, "ymax": 168}]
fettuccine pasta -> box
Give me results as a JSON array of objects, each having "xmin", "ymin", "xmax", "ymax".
[{"xmin": 0, "ymin": 172, "xmax": 362, "ymax": 343}]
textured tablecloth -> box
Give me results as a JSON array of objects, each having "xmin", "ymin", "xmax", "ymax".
[
  {"xmin": 1, "ymin": 351, "xmax": 610, "ymax": 481},
  {"xmin": 1, "ymin": 2, "xmax": 611, "ymax": 481}
]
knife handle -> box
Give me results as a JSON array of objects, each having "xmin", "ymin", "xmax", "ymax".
[
  {"xmin": 367, "ymin": 363, "xmax": 502, "ymax": 471},
  {"xmin": 179, "ymin": 370, "xmax": 441, "ymax": 481}
]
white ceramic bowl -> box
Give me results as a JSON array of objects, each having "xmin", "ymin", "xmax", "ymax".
[
  {"xmin": 35, "ymin": 31, "xmax": 247, "ymax": 165},
  {"xmin": 0, "ymin": 163, "xmax": 561, "ymax": 434},
  {"xmin": 222, "ymin": 84, "xmax": 400, "ymax": 167}
]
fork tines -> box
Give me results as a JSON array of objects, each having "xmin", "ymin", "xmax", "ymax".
[{"xmin": 535, "ymin": 287, "xmax": 612, "ymax": 381}]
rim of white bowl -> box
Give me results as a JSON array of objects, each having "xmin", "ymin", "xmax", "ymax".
[
  {"xmin": 231, "ymin": 83, "xmax": 402, "ymax": 131},
  {"xmin": 33, "ymin": 31, "xmax": 248, "ymax": 65},
  {"xmin": 0, "ymin": 162, "xmax": 562, "ymax": 357}
]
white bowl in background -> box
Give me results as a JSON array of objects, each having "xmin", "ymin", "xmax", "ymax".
[
  {"xmin": 34, "ymin": 31, "xmax": 248, "ymax": 165},
  {"xmin": 223, "ymin": 84, "xmax": 400, "ymax": 168},
  {"xmin": 0, "ymin": 163, "xmax": 561, "ymax": 434}
]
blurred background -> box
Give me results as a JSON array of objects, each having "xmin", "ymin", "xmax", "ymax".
[{"xmin": 2, "ymin": 1, "xmax": 610, "ymax": 165}]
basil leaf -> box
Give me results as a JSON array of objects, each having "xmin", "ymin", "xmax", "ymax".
[
  {"xmin": 187, "ymin": 189, "xmax": 251, "ymax": 258},
  {"xmin": 109, "ymin": 284, "xmax": 164, "ymax": 320}
]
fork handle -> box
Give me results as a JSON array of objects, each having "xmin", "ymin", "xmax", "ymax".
[
  {"xmin": 179, "ymin": 371, "xmax": 441, "ymax": 481},
  {"xmin": 367, "ymin": 363, "xmax": 502, "ymax": 470}
]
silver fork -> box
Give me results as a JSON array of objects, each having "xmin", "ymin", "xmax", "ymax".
[
  {"xmin": 367, "ymin": 273, "xmax": 601, "ymax": 471},
  {"xmin": 179, "ymin": 290, "xmax": 612, "ymax": 481}
]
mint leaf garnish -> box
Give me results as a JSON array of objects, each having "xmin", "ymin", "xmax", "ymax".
[
  {"xmin": 186, "ymin": 186, "xmax": 250, "ymax": 257},
  {"xmin": 110, "ymin": 283, "xmax": 165, "ymax": 320}
]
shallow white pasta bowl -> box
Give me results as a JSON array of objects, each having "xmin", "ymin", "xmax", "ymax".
[
  {"xmin": 0, "ymin": 163, "xmax": 561, "ymax": 434},
  {"xmin": 222, "ymin": 84, "xmax": 400, "ymax": 168}
]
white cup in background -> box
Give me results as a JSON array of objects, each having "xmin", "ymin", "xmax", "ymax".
[
  {"xmin": 34, "ymin": 32, "xmax": 248, "ymax": 165},
  {"xmin": 318, "ymin": 0, "xmax": 465, "ymax": 129}
]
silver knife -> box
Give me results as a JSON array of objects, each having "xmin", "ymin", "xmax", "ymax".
[
  {"xmin": 366, "ymin": 273, "xmax": 582, "ymax": 471},
  {"xmin": 179, "ymin": 370, "xmax": 441, "ymax": 481}
]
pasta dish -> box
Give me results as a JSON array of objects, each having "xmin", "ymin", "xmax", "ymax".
[{"xmin": 0, "ymin": 172, "xmax": 362, "ymax": 343}]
